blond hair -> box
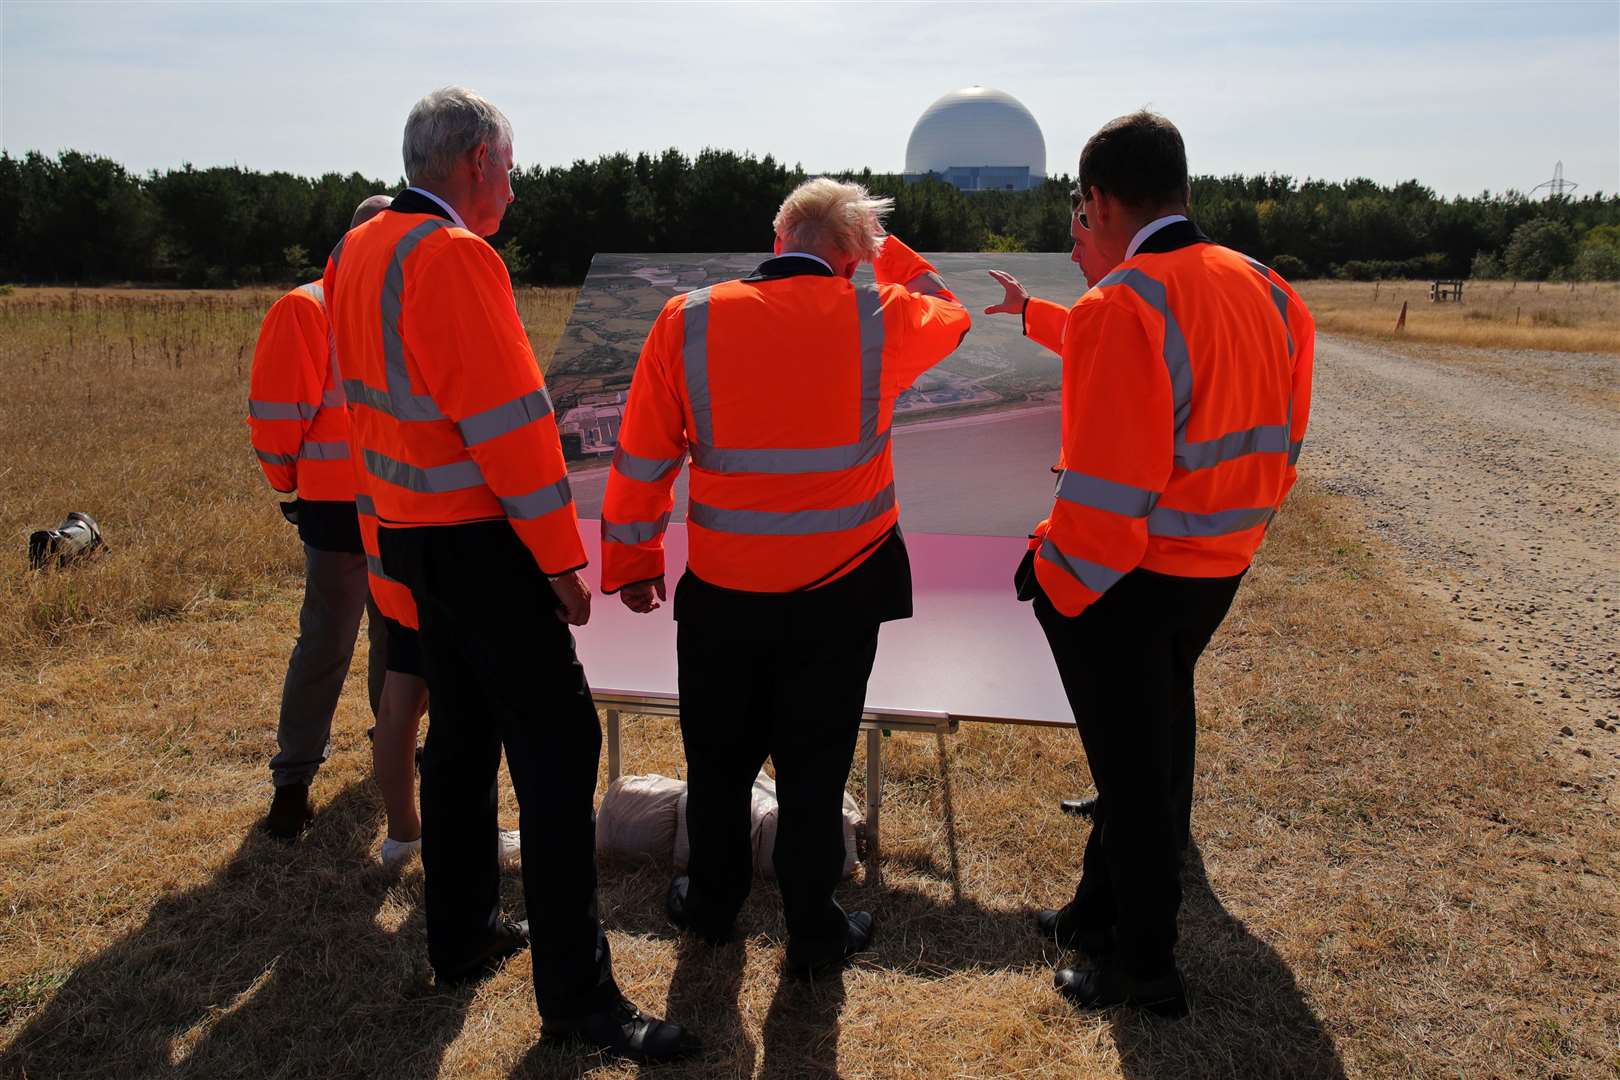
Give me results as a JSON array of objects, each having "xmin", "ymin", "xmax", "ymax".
[{"xmin": 772, "ymin": 178, "xmax": 894, "ymax": 263}]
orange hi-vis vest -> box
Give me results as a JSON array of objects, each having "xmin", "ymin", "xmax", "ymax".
[
  {"xmin": 353, "ymin": 481, "xmax": 418, "ymax": 629},
  {"xmin": 1022, "ymin": 229, "xmax": 1314, "ymax": 617},
  {"xmin": 322, "ymin": 204, "xmax": 586, "ymax": 576},
  {"xmin": 600, "ymin": 237, "xmax": 971, "ymax": 594},
  {"xmin": 246, "ymin": 282, "xmax": 355, "ymax": 501}
]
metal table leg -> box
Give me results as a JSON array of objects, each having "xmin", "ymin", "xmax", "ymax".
[
  {"xmin": 865, "ymin": 727, "xmax": 882, "ymax": 869},
  {"xmin": 606, "ymin": 709, "xmax": 621, "ymax": 780}
]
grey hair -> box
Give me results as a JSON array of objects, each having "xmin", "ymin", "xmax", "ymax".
[
  {"xmin": 772, "ymin": 178, "xmax": 894, "ymax": 263},
  {"xmin": 402, "ymin": 86, "xmax": 513, "ymax": 186}
]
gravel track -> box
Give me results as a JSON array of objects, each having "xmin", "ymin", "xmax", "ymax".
[{"xmin": 1307, "ymin": 333, "xmax": 1620, "ymax": 797}]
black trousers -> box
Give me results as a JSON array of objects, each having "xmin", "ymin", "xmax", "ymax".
[
  {"xmin": 675, "ymin": 617, "xmax": 878, "ymax": 959},
  {"xmin": 379, "ymin": 520, "xmax": 619, "ymax": 1022},
  {"xmin": 1033, "ymin": 566, "xmax": 1244, "ymax": 978}
]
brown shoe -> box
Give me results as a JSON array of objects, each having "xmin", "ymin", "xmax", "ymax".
[{"xmin": 264, "ymin": 783, "xmax": 314, "ymax": 840}]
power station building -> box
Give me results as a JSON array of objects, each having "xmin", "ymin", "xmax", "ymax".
[{"xmin": 903, "ymin": 86, "xmax": 1047, "ymax": 192}]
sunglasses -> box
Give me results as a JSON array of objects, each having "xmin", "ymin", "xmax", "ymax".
[{"xmin": 1069, "ymin": 186, "xmax": 1091, "ymax": 230}]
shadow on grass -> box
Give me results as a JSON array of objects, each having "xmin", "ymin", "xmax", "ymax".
[
  {"xmin": 585, "ymin": 736, "xmax": 1346, "ymax": 1079},
  {"xmin": 1, "ymin": 783, "xmax": 479, "ymax": 1080},
  {"xmin": 1107, "ymin": 846, "xmax": 1348, "ymax": 1080}
]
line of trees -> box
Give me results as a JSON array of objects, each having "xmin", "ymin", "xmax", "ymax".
[{"xmin": 2, "ymin": 148, "xmax": 1617, "ymax": 287}]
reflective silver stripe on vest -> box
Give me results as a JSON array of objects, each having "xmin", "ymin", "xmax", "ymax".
[
  {"xmin": 355, "ymin": 493, "xmax": 376, "ymax": 516},
  {"xmin": 688, "ymin": 482, "xmax": 896, "ymax": 536},
  {"xmin": 499, "ymin": 476, "xmax": 573, "ymax": 520},
  {"xmin": 856, "ymin": 284, "xmax": 885, "ymax": 439},
  {"xmin": 365, "ymin": 552, "xmax": 407, "ymax": 586},
  {"xmin": 298, "ymin": 282, "xmax": 325, "ymax": 305},
  {"xmin": 689, "ymin": 430, "xmax": 890, "ymax": 476},
  {"xmin": 1038, "ymin": 537, "xmax": 1125, "ymax": 594},
  {"xmin": 256, "ymin": 449, "xmax": 296, "ymax": 467},
  {"xmin": 1244, "ymin": 259, "xmax": 1294, "ymax": 356},
  {"xmin": 1147, "ymin": 505, "xmax": 1272, "ymax": 537},
  {"xmin": 343, "ymin": 378, "xmax": 394, "ymax": 415},
  {"xmin": 1288, "ymin": 438, "xmax": 1304, "ymax": 465},
  {"xmin": 612, "ymin": 446, "xmax": 687, "ymax": 484},
  {"xmin": 682, "ymin": 287, "xmax": 715, "ymax": 445},
  {"xmin": 249, "ymin": 399, "xmax": 318, "ymax": 421},
  {"xmin": 1095, "ymin": 267, "xmax": 1193, "ymax": 433},
  {"xmin": 459, "ymin": 387, "xmax": 555, "ymax": 446},
  {"xmin": 379, "ymin": 220, "xmax": 453, "ymax": 421},
  {"xmin": 680, "ymin": 283, "xmax": 890, "ymax": 476},
  {"xmin": 364, "ymin": 448, "xmax": 484, "ymax": 493},
  {"xmin": 904, "ymin": 270, "xmax": 948, "ymax": 296},
  {"xmin": 299, "ymin": 440, "xmax": 351, "ymax": 461},
  {"xmin": 1055, "ymin": 469, "xmax": 1159, "ymax": 518},
  {"xmin": 1175, "ymin": 422, "xmax": 1292, "ymax": 472},
  {"xmin": 322, "ymin": 386, "xmax": 347, "ymax": 408},
  {"xmin": 602, "ymin": 512, "xmax": 672, "ymax": 545}
]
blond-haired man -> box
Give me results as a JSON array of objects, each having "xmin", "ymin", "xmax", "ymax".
[{"xmin": 601, "ymin": 178, "xmax": 970, "ymax": 976}]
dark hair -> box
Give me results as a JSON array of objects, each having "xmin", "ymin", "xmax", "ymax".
[{"xmin": 1077, "ymin": 110, "xmax": 1189, "ymax": 209}]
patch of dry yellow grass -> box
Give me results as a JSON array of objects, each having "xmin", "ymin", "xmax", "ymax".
[
  {"xmin": 1297, "ymin": 279, "xmax": 1620, "ymax": 353},
  {"xmin": 2, "ymin": 290, "xmax": 1617, "ymax": 1079}
]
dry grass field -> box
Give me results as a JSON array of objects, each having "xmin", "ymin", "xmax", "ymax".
[
  {"xmin": 1296, "ymin": 279, "xmax": 1620, "ymax": 354},
  {"xmin": 2, "ymin": 287, "xmax": 1618, "ymax": 1079}
]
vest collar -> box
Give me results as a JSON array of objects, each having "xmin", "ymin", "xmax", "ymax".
[
  {"xmin": 746, "ymin": 254, "xmax": 838, "ymax": 282},
  {"xmin": 389, "ymin": 187, "xmax": 457, "ymax": 223},
  {"xmin": 1132, "ymin": 219, "xmax": 1213, "ymax": 256}
]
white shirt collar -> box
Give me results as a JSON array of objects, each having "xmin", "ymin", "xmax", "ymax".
[
  {"xmin": 1125, "ymin": 214, "xmax": 1189, "ymax": 260},
  {"xmin": 778, "ymin": 251, "xmax": 834, "ymax": 272},
  {"xmin": 404, "ymin": 186, "xmax": 466, "ymax": 230}
]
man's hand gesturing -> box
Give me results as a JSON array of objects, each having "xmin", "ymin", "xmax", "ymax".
[
  {"xmin": 550, "ymin": 570, "xmax": 593, "ymax": 626},
  {"xmin": 619, "ymin": 579, "xmax": 666, "ymax": 615},
  {"xmin": 984, "ymin": 269, "xmax": 1029, "ymax": 315}
]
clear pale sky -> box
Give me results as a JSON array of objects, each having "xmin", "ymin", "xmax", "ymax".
[{"xmin": 4, "ymin": 1, "xmax": 1616, "ymax": 197}]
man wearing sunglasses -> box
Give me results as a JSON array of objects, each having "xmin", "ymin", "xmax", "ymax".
[{"xmin": 986, "ymin": 111, "xmax": 1315, "ymax": 1017}]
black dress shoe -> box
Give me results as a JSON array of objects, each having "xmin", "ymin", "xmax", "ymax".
[
  {"xmin": 1053, "ymin": 965, "xmax": 1188, "ymax": 1018},
  {"xmin": 665, "ymin": 876, "xmax": 735, "ymax": 944},
  {"xmin": 543, "ymin": 999, "xmax": 702, "ymax": 1063},
  {"xmin": 434, "ymin": 919, "xmax": 529, "ymax": 987},
  {"xmin": 785, "ymin": 910, "xmax": 874, "ymax": 978},
  {"xmin": 263, "ymin": 783, "xmax": 314, "ymax": 840},
  {"xmin": 1034, "ymin": 908, "xmax": 1115, "ymax": 955}
]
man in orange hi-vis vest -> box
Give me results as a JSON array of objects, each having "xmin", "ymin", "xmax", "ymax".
[
  {"xmin": 602, "ymin": 178, "xmax": 970, "ymax": 979},
  {"xmin": 323, "ymin": 87, "xmax": 697, "ymax": 1064},
  {"xmin": 343, "ymin": 197, "xmax": 523, "ymax": 876},
  {"xmin": 249, "ymin": 210, "xmax": 387, "ymax": 841},
  {"xmin": 986, "ymin": 111, "xmax": 1314, "ymax": 1017}
]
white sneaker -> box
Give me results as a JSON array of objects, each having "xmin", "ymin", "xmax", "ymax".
[
  {"xmin": 380, "ymin": 835, "xmax": 422, "ymax": 868},
  {"xmin": 498, "ymin": 829, "xmax": 521, "ymax": 868}
]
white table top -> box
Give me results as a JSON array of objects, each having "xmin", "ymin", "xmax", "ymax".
[{"xmin": 574, "ymin": 522, "xmax": 1075, "ymax": 728}]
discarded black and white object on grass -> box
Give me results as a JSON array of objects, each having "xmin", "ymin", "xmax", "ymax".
[{"xmin": 28, "ymin": 512, "xmax": 106, "ymax": 570}]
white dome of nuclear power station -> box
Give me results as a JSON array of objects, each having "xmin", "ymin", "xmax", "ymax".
[{"xmin": 903, "ymin": 86, "xmax": 1047, "ymax": 192}]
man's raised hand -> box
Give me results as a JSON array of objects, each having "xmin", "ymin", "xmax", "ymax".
[{"xmin": 984, "ymin": 269, "xmax": 1029, "ymax": 315}]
